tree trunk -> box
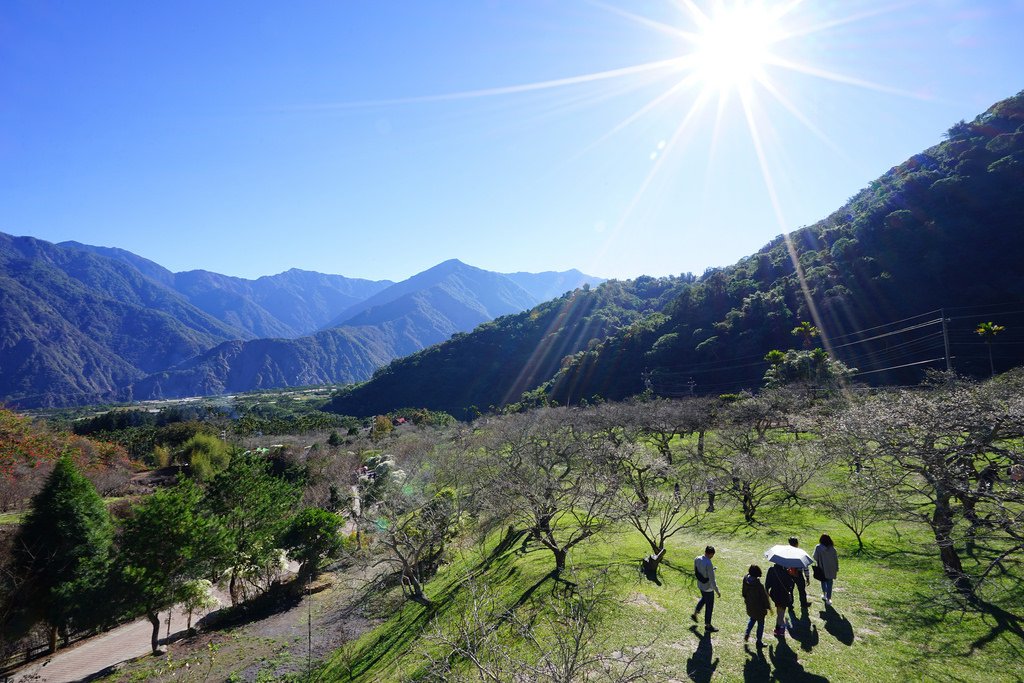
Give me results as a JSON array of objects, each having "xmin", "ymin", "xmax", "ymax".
[
  {"xmin": 148, "ymin": 611, "xmax": 161, "ymax": 653},
  {"xmin": 229, "ymin": 569, "xmax": 239, "ymax": 606},
  {"xmin": 553, "ymin": 548, "xmax": 567, "ymax": 573},
  {"xmin": 742, "ymin": 484, "xmax": 755, "ymax": 524},
  {"xmin": 697, "ymin": 431, "xmax": 706, "ymax": 460},
  {"xmin": 402, "ymin": 567, "xmax": 425, "ymax": 601},
  {"xmin": 932, "ymin": 494, "xmax": 971, "ymax": 594},
  {"xmin": 641, "ymin": 546, "xmax": 666, "ymax": 576},
  {"xmin": 48, "ymin": 625, "xmax": 58, "ymax": 654}
]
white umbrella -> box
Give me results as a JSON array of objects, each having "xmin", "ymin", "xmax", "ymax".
[{"xmin": 764, "ymin": 544, "xmax": 813, "ymax": 568}]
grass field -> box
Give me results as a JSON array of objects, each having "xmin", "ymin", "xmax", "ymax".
[
  {"xmin": 322, "ymin": 500, "xmax": 1023, "ymax": 682},
  {"xmin": 0, "ymin": 510, "xmax": 25, "ymax": 525}
]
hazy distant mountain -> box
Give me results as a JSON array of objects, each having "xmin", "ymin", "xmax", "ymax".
[
  {"xmin": 125, "ymin": 327, "xmax": 396, "ymax": 400},
  {"xmin": 0, "ymin": 235, "xmax": 603, "ymax": 406},
  {"xmin": 125, "ymin": 260, "xmax": 592, "ymax": 401},
  {"xmin": 502, "ymin": 269, "xmax": 604, "ymax": 303},
  {"xmin": 324, "ymin": 259, "xmax": 536, "ymax": 329},
  {"xmin": 0, "ymin": 234, "xmax": 242, "ymax": 406},
  {"xmin": 62, "ymin": 242, "xmax": 393, "ymax": 337}
]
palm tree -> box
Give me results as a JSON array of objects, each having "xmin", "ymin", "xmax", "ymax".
[
  {"xmin": 791, "ymin": 321, "xmax": 819, "ymax": 349},
  {"xmin": 975, "ymin": 321, "xmax": 1005, "ymax": 377}
]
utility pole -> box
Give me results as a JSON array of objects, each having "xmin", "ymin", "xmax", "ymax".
[{"xmin": 941, "ymin": 309, "xmax": 952, "ymax": 372}]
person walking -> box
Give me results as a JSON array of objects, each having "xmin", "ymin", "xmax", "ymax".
[
  {"xmin": 813, "ymin": 534, "xmax": 839, "ymax": 605},
  {"xmin": 765, "ymin": 563, "xmax": 795, "ymax": 637},
  {"xmin": 742, "ymin": 564, "xmax": 771, "ymax": 647},
  {"xmin": 691, "ymin": 545, "xmax": 721, "ymax": 632},
  {"xmin": 788, "ymin": 537, "xmax": 810, "ymax": 606}
]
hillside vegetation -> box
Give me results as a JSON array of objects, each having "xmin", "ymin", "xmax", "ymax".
[
  {"xmin": 62, "ymin": 371, "xmax": 1024, "ymax": 682},
  {"xmin": 330, "ymin": 91, "xmax": 1024, "ymax": 418},
  {"xmin": 326, "ymin": 275, "xmax": 689, "ymax": 418}
]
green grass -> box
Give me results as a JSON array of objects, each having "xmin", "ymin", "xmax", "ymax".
[
  {"xmin": 0, "ymin": 496, "xmax": 128, "ymax": 526},
  {"xmin": 0, "ymin": 510, "xmax": 24, "ymax": 525},
  {"xmin": 323, "ymin": 502, "xmax": 1024, "ymax": 682}
]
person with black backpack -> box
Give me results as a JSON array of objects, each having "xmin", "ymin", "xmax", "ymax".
[
  {"xmin": 765, "ymin": 563, "xmax": 795, "ymax": 637},
  {"xmin": 691, "ymin": 545, "xmax": 721, "ymax": 632},
  {"xmin": 788, "ymin": 537, "xmax": 810, "ymax": 607}
]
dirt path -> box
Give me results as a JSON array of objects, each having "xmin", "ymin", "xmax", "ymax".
[
  {"xmin": 73, "ymin": 562, "xmax": 383, "ymax": 682},
  {"xmin": 9, "ymin": 603, "xmax": 214, "ymax": 683}
]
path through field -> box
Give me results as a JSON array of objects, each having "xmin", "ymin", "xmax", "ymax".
[{"xmin": 9, "ymin": 603, "xmax": 210, "ymax": 683}]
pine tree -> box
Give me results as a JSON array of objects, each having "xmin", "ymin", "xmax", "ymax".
[{"xmin": 4, "ymin": 456, "xmax": 112, "ymax": 652}]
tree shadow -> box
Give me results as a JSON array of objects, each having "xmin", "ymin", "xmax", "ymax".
[
  {"xmin": 768, "ymin": 638, "xmax": 830, "ymax": 682},
  {"xmin": 685, "ymin": 628, "xmax": 718, "ymax": 683},
  {"xmin": 478, "ymin": 525, "xmax": 528, "ymax": 573},
  {"xmin": 661, "ymin": 559, "xmax": 694, "ymax": 581},
  {"xmin": 967, "ymin": 595, "xmax": 1024, "ymax": 653},
  {"xmin": 742, "ymin": 643, "xmax": 771, "ymax": 682},
  {"xmin": 819, "ymin": 603, "xmax": 854, "ymax": 646},
  {"xmin": 200, "ymin": 581, "xmax": 302, "ymax": 631},
  {"xmin": 697, "ymin": 516, "xmax": 764, "ymax": 536},
  {"xmin": 877, "ymin": 586, "xmax": 1024, "ymax": 679}
]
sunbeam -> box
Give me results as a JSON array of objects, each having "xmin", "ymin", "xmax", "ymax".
[{"xmin": 290, "ymin": 0, "xmax": 917, "ymax": 368}]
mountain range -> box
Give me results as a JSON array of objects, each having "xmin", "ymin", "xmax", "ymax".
[
  {"xmin": 6, "ymin": 91, "xmax": 1023, "ymax": 413},
  {"xmin": 0, "ymin": 237, "xmax": 602, "ymax": 408}
]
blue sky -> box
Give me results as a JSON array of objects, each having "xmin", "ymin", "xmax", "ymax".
[{"xmin": 2, "ymin": 1, "xmax": 1022, "ymax": 282}]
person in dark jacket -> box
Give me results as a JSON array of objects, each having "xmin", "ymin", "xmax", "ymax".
[
  {"xmin": 788, "ymin": 537, "xmax": 810, "ymax": 606},
  {"xmin": 742, "ymin": 564, "xmax": 772, "ymax": 646},
  {"xmin": 765, "ymin": 563, "xmax": 795, "ymax": 637}
]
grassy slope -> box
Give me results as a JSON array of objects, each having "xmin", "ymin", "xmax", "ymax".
[{"xmin": 325, "ymin": 502, "xmax": 1022, "ymax": 682}]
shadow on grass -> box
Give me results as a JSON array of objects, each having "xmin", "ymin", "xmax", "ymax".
[
  {"xmin": 743, "ymin": 643, "xmax": 771, "ymax": 682},
  {"xmin": 344, "ymin": 596, "xmax": 440, "ymax": 680},
  {"xmin": 967, "ymin": 595, "xmax": 1024, "ymax": 654},
  {"xmin": 685, "ymin": 627, "xmax": 718, "ymax": 683},
  {"xmin": 878, "ymin": 580, "xmax": 1024, "ymax": 672},
  {"xmin": 768, "ymin": 638, "xmax": 830, "ymax": 682},
  {"xmin": 819, "ymin": 603, "xmax": 854, "ymax": 646},
  {"xmin": 786, "ymin": 603, "xmax": 820, "ymax": 653},
  {"xmin": 660, "ymin": 559, "xmax": 695, "ymax": 582},
  {"xmin": 697, "ymin": 515, "xmax": 765, "ymax": 537}
]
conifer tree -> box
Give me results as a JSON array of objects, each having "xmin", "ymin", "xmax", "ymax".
[{"xmin": 3, "ymin": 456, "xmax": 112, "ymax": 652}]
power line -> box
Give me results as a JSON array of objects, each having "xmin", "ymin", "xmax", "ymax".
[
  {"xmin": 852, "ymin": 357, "xmax": 947, "ymax": 377},
  {"xmin": 831, "ymin": 318, "xmax": 943, "ymax": 349},
  {"xmin": 826, "ymin": 308, "xmax": 942, "ymax": 342}
]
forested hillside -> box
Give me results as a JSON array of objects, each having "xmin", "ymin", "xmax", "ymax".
[
  {"xmin": 331, "ymin": 91, "xmax": 1024, "ymax": 416},
  {"xmin": 548, "ymin": 91, "xmax": 1024, "ymax": 403},
  {"xmin": 325, "ymin": 275, "xmax": 690, "ymax": 418}
]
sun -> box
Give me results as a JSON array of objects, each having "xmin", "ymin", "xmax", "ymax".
[{"xmin": 689, "ymin": 2, "xmax": 785, "ymax": 92}]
